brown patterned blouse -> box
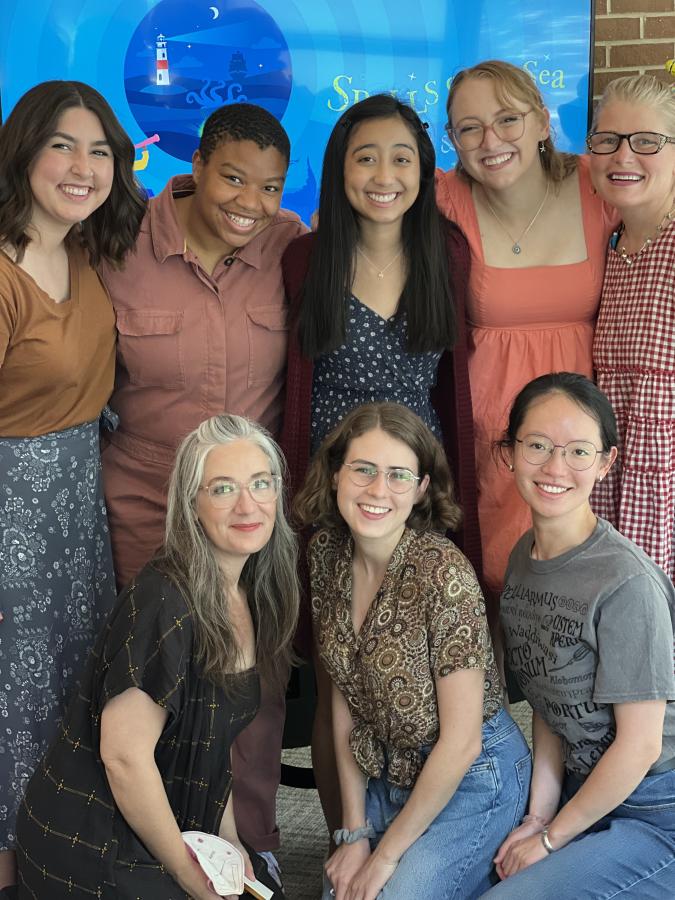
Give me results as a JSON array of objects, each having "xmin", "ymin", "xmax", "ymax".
[{"xmin": 310, "ymin": 527, "xmax": 503, "ymax": 789}]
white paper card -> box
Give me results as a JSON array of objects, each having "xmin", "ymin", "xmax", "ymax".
[{"xmin": 182, "ymin": 831, "xmax": 244, "ymax": 895}]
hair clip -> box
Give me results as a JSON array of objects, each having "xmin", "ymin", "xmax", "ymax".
[
  {"xmin": 422, "ymin": 121, "xmax": 430, "ymax": 130},
  {"xmin": 340, "ymin": 118, "xmax": 351, "ymax": 129}
]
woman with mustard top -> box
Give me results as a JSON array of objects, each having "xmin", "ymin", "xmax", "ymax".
[{"xmin": 0, "ymin": 80, "xmax": 144, "ymax": 889}]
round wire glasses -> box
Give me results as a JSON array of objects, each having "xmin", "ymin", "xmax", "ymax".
[
  {"xmin": 342, "ymin": 462, "xmax": 420, "ymax": 494},
  {"xmin": 200, "ymin": 474, "xmax": 281, "ymax": 508},
  {"xmin": 515, "ymin": 435, "xmax": 601, "ymax": 471}
]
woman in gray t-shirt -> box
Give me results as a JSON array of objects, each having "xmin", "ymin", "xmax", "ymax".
[{"xmin": 482, "ymin": 372, "xmax": 675, "ymax": 900}]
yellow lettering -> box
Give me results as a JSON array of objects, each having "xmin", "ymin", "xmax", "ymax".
[
  {"xmin": 407, "ymin": 90, "xmax": 427, "ymax": 114},
  {"xmin": 551, "ymin": 69, "xmax": 565, "ymax": 89},
  {"xmin": 353, "ymin": 89, "xmax": 369, "ymax": 102},
  {"xmin": 328, "ymin": 75, "xmax": 351, "ymax": 112},
  {"xmin": 424, "ymin": 80, "xmax": 439, "ymax": 108},
  {"xmin": 523, "ymin": 60, "xmax": 537, "ymax": 80},
  {"xmin": 539, "ymin": 68, "xmax": 551, "ymax": 85}
]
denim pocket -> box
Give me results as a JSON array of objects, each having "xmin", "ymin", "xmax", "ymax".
[
  {"xmin": 508, "ymin": 753, "xmax": 533, "ymax": 831},
  {"xmin": 619, "ymin": 770, "xmax": 675, "ymax": 815},
  {"xmin": 453, "ymin": 757, "xmax": 499, "ymax": 808}
]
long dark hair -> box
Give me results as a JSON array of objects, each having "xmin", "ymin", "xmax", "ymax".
[
  {"xmin": 0, "ymin": 80, "xmax": 145, "ymax": 267},
  {"xmin": 297, "ymin": 95, "xmax": 457, "ymax": 356}
]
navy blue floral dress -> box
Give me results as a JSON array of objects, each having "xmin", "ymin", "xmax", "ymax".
[{"xmin": 310, "ymin": 297, "xmax": 442, "ymax": 452}]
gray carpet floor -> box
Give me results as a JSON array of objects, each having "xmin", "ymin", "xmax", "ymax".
[{"xmin": 276, "ymin": 702, "xmax": 533, "ymax": 900}]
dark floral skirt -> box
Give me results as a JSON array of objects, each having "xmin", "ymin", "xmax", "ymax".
[{"xmin": 0, "ymin": 419, "xmax": 116, "ymax": 849}]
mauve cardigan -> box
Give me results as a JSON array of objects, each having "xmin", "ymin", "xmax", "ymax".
[{"xmin": 279, "ymin": 223, "xmax": 482, "ymax": 585}]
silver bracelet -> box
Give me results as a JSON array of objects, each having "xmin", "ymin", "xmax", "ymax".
[
  {"xmin": 333, "ymin": 821, "xmax": 376, "ymax": 846},
  {"xmin": 541, "ymin": 828, "xmax": 555, "ymax": 854}
]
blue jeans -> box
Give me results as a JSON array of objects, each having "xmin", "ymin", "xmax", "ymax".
[
  {"xmin": 323, "ymin": 708, "xmax": 531, "ymax": 900},
  {"xmin": 481, "ymin": 768, "xmax": 675, "ymax": 899}
]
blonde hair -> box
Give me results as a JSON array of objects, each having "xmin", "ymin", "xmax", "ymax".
[
  {"xmin": 155, "ymin": 415, "xmax": 299, "ymax": 689},
  {"xmin": 592, "ymin": 74, "xmax": 675, "ymax": 134},
  {"xmin": 446, "ymin": 59, "xmax": 577, "ymax": 184}
]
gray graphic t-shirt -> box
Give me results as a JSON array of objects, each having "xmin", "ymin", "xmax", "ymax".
[{"xmin": 501, "ymin": 518, "xmax": 675, "ymax": 776}]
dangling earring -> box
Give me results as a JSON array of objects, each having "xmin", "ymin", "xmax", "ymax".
[
  {"xmin": 597, "ymin": 475, "xmax": 604, "ymax": 483},
  {"xmin": 539, "ymin": 140, "xmax": 546, "ymax": 155},
  {"xmin": 508, "ymin": 464, "xmax": 514, "ymax": 472}
]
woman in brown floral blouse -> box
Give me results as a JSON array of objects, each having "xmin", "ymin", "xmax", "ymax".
[{"xmin": 294, "ymin": 403, "xmax": 531, "ymax": 900}]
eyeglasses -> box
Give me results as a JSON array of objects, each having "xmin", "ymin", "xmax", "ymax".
[
  {"xmin": 448, "ymin": 110, "xmax": 534, "ymax": 151},
  {"xmin": 199, "ymin": 474, "xmax": 281, "ymax": 508},
  {"xmin": 586, "ymin": 131, "xmax": 675, "ymax": 155},
  {"xmin": 516, "ymin": 435, "xmax": 602, "ymax": 471},
  {"xmin": 342, "ymin": 462, "xmax": 420, "ymax": 494}
]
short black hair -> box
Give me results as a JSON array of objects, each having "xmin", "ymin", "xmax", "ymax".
[
  {"xmin": 499, "ymin": 372, "xmax": 619, "ymax": 454},
  {"xmin": 198, "ymin": 102, "xmax": 290, "ymax": 165}
]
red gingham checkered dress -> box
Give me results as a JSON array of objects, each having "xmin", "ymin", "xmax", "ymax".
[{"xmin": 593, "ymin": 222, "xmax": 675, "ymax": 580}]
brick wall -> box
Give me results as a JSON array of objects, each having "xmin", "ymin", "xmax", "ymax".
[{"xmin": 594, "ymin": 0, "xmax": 675, "ymax": 98}]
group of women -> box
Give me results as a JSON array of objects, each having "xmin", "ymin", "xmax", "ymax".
[{"xmin": 0, "ymin": 57, "xmax": 674, "ymax": 900}]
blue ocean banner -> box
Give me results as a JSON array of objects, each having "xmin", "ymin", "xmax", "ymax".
[{"xmin": 0, "ymin": 0, "xmax": 593, "ymax": 223}]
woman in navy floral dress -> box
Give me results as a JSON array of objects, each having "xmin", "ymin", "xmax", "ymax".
[{"xmin": 279, "ymin": 94, "xmax": 480, "ymax": 839}]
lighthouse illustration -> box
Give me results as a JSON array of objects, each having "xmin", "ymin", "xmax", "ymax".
[{"xmin": 155, "ymin": 34, "xmax": 170, "ymax": 86}]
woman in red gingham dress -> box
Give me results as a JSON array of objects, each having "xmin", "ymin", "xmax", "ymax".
[{"xmin": 589, "ymin": 74, "xmax": 675, "ymax": 579}]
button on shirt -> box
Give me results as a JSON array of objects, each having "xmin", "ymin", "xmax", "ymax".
[
  {"xmin": 100, "ymin": 175, "xmax": 306, "ymax": 588},
  {"xmin": 102, "ymin": 174, "xmax": 306, "ymax": 459}
]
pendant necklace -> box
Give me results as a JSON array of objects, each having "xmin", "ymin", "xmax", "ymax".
[
  {"xmin": 617, "ymin": 205, "xmax": 675, "ymax": 266},
  {"xmin": 483, "ymin": 181, "xmax": 550, "ymax": 255},
  {"xmin": 356, "ymin": 245, "xmax": 403, "ymax": 278}
]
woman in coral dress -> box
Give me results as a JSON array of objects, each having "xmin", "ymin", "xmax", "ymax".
[{"xmin": 438, "ymin": 60, "xmax": 617, "ymax": 605}]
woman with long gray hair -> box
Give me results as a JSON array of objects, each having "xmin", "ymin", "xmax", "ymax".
[{"xmin": 15, "ymin": 414, "xmax": 299, "ymax": 900}]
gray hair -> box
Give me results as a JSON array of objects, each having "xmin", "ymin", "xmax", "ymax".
[
  {"xmin": 592, "ymin": 74, "xmax": 675, "ymax": 134},
  {"xmin": 157, "ymin": 415, "xmax": 299, "ymax": 688}
]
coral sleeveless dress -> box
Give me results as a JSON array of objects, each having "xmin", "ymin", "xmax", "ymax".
[{"xmin": 436, "ymin": 156, "xmax": 617, "ymax": 592}]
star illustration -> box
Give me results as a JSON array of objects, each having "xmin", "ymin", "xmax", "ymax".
[{"xmin": 408, "ymin": 72, "xmax": 416, "ymax": 81}]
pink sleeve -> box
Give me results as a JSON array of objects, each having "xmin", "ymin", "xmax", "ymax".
[
  {"xmin": 577, "ymin": 153, "xmax": 621, "ymax": 233},
  {"xmin": 435, "ymin": 167, "xmax": 458, "ymax": 219}
]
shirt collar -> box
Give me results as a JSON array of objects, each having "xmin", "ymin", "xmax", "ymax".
[{"xmin": 148, "ymin": 174, "xmax": 265, "ymax": 270}]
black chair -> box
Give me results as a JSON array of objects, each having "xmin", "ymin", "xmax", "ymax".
[{"xmin": 280, "ymin": 661, "xmax": 317, "ymax": 789}]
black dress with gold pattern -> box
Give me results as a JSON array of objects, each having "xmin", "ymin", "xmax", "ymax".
[{"xmin": 15, "ymin": 565, "xmax": 259, "ymax": 899}]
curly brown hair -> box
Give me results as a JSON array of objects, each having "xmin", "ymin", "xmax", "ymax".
[{"xmin": 293, "ymin": 403, "xmax": 462, "ymax": 533}]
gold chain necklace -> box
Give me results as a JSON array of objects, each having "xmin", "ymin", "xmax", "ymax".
[
  {"xmin": 483, "ymin": 181, "xmax": 550, "ymax": 255},
  {"xmin": 356, "ymin": 245, "xmax": 403, "ymax": 278},
  {"xmin": 617, "ymin": 206, "xmax": 675, "ymax": 266}
]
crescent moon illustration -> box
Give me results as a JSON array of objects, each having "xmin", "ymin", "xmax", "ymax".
[{"xmin": 209, "ymin": 6, "xmax": 219, "ymax": 18}]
